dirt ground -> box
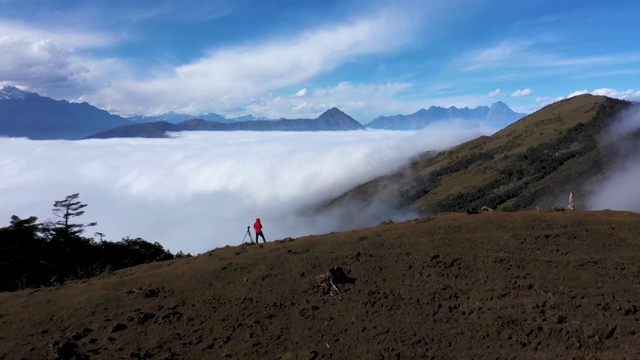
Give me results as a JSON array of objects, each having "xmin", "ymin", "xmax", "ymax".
[{"xmin": 1, "ymin": 210, "xmax": 640, "ymax": 359}]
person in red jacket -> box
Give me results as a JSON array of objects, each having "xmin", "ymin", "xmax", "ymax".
[{"xmin": 253, "ymin": 218, "xmax": 266, "ymax": 243}]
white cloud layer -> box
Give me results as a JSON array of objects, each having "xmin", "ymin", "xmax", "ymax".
[{"xmin": 0, "ymin": 126, "xmax": 491, "ymax": 254}]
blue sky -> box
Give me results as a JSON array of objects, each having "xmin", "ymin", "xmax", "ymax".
[{"xmin": 1, "ymin": 0, "xmax": 639, "ymax": 122}]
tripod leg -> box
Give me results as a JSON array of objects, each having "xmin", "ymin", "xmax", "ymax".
[{"xmin": 242, "ymin": 229, "xmax": 252, "ymax": 244}]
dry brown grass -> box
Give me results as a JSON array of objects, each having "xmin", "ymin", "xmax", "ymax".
[{"xmin": 2, "ymin": 210, "xmax": 640, "ymax": 359}]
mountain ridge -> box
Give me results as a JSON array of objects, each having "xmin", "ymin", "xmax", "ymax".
[
  {"xmin": 366, "ymin": 101, "xmax": 526, "ymax": 130},
  {"xmin": 319, "ymin": 94, "xmax": 635, "ymax": 219},
  {"xmin": 0, "ymin": 85, "xmax": 29, "ymax": 100},
  {"xmin": 127, "ymin": 111, "xmax": 271, "ymax": 124},
  {"xmin": 1, "ymin": 84, "xmax": 525, "ymax": 139},
  {"xmin": 86, "ymin": 107, "xmax": 365, "ymax": 138},
  {"xmin": 0, "ymin": 86, "xmax": 132, "ymax": 140}
]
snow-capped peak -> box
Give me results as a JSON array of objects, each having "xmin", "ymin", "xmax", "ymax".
[{"xmin": 0, "ymin": 85, "xmax": 29, "ymax": 100}]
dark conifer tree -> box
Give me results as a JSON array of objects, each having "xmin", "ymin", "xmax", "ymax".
[{"xmin": 50, "ymin": 193, "xmax": 97, "ymax": 239}]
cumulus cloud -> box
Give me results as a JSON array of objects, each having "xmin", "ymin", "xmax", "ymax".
[
  {"xmin": 562, "ymin": 88, "xmax": 640, "ymax": 104},
  {"xmin": 591, "ymin": 88, "xmax": 640, "ymax": 100},
  {"xmin": 588, "ymin": 105, "xmax": 640, "ymax": 211},
  {"xmin": 294, "ymin": 88, "xmax": 307, "ymax": 97},
  {"xmin": 511, "ymin": 88, "xmax": 533, "ymax": 97},
  {"xmin": 0, "ymin": 127, "xmax": 492, "ymax": 254},
  {"xmin": 0, "ymin": 18, "xmax": 126, "ymax": 95},
  {"xmin": 0, "ymin": 36, "xmax": 87, "ymax": 89},
  {"xmin": 488, "ymin": 88, "xmax": 501, "ymax": 97}
]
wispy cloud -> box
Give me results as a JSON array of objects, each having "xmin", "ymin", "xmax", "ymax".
[
  {"xmin": 0, "ymin": 18, "xmax": 119, "ymax": 49},
  {"xmin": 0, "ymin": 2, "xmax": 428, "ymax": 116},
  {"xmin": 82, "ymin": 9, "xmax": 418, "ymax": 116},
  {"xmin": 511, "ymin": 88, "xmax": 533, "ymax": 97},
  {"xmin": 588, "ymin": 105, "xmax": 640, "ymax": 211},
  {"xmin": 459, "ymin": 40, "xmax": 531, "ymax": 71},
  {"xmin": 458, "ymin": 38, "xmax": 640, "ymax": 74},
  {"xmin": 488, "ymin": 88, "xmax": 501, "ymax": 97}
]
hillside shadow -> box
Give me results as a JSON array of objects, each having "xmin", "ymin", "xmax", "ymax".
[{"xmin": 332, "ymin": 266, "xmax": 357, "ymax": 285}]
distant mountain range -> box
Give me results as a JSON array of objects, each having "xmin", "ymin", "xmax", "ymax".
[
  {"xmin": 366, "ymin": 102, "xmax": 526, "ymax": 130},
  {"xmin": 0, "ymin": 84, "xmax": 527, "ymax": 139},
  {"xmin": 126, "ymin": 112, "xmax": 271, "ymax": 124},
  {"xmin": 125, "ymin": 112, "xmax": 274, "ymax": 124},
  {"xmin": 0, "ymin": 85, "xmax": 131, "ymax": 140},
  {"xmin": 87, "ymin": 107, "xmax": 364, "ymax": 138}
]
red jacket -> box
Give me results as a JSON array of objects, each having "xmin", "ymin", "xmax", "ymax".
[{"xmin": 254, "ymin": 218, "xmax": 262, "ymax": 233}]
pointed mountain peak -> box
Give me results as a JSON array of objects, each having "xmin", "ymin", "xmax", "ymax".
[
  {"xmin": 490, "ymin": 101, "xmax": 509, "ymax": 109},
  {"xmin": 320, "ymin": 107, "xmax": 343, "ymax": 115},
  {"xmin": 0, "ymin": 85, "xmax": 30, "ymax": 100},
  {"xmin": 316, "ymin": 107, "xmax": 364, "ymax": 129},
  {"xmin": 318, "ymin": 107, "xmax": 352, "ymax": 120}
]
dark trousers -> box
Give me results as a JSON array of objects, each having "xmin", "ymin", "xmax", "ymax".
[{"xmin": 256, "ymin": 231, "xmax": 266, "ymax": 243}]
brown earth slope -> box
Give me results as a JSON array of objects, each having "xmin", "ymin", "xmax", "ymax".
[{"xmin": 1, "ymin": 210, "xmax": 640, "ymax": 359}]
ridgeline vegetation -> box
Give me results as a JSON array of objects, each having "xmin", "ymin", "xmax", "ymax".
[{"xmin": 0, "ymin": 193, "xmax": 187, "ymax": 292}]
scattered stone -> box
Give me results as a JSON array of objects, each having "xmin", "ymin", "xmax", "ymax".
[
  {"xmin": 139, "ymin": 312, "xmax": 156, "ymax": 325},
  {"xmin": 144, "ymin": 288, "xmax": 160, "ymax": 298},
  {"xmin": 51, "ymin": 340, "xmax": 88, "ymax": 360},
  {"xmin": 71, "ymin": 332, "xmax": 85, "ymax": 341},
  {"xmin": 162, "ymin": 310, "xmax": 183, "ymax": 321},
  {"xmin": 110, "ymin": 323, "xmax": 128, "ymax": 333}
]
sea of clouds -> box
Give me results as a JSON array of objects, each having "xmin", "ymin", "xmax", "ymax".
[
  {"xmin": 587, "ymin": 104, "xmax": 640, "ymax": 212},
  {"xmin": 0, "ymin": 122, "xmax": 494, "ymax": 254}
]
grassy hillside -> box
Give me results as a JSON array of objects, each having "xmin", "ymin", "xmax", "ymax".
[
  {"xmin": 2, "ymin": 211, "xmax": 640, "ymax": 358},
  {"xmin": 326, "ymin": 95, "xmax": 632, "ymax": 214}
]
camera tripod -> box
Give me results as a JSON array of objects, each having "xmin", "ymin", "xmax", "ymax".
[{"xmin": 241, "ymin": 226, "xmax": 254, "ymax": 244}]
